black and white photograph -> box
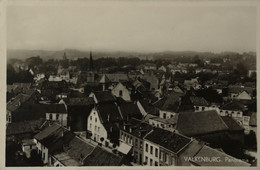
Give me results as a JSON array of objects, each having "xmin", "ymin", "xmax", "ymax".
[{"xmin": 2, "ymin": 0, "xmax": 258, "ymax": 168}]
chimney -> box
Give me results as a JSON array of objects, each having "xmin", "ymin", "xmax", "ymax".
[
  {"xmin": 107, "ymin": 114, "xmax": 110, "ymax": 121},
  {"xmin": 129, "ymin": 127, "xmax": 132, "ymax": 133},
  {"xmin": 123, "ymin": 125, "xmax": 126, "ymax": 130}
]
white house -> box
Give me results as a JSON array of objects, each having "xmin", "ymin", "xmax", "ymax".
[
  {"xmin": 143, "ymin": 135, "xmax": 160, "ymax": 166},
  {"xmin": 87, "ymin": 103, "xmax": 123, "ymax": 147},
  {"xmin": 111, "ymin": 82, "xmax": 132, "ymax": 101},
  {"xmin": 45, "ymin": 104, "xmax": 68, "ymax": 127}
]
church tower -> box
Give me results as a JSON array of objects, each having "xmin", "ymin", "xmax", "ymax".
[
  {"xmin": 63, "ymin": 52, "xmax": 67, "ymax": 60},
  {"xmin": 89, "ymin": 51, "xmax": 94, "ymax": 70},
  {"xmin": 87, "ymin": 51, "xmax": 95, "ymax": 83}
]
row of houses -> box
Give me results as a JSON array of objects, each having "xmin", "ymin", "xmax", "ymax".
[
  {"xmin": 33, "ymin": 122, "xmax": 123, "ymax": 166},
  {"xmin": 119, "ymin": 118, "xmax": 250, "ymax": 166}
]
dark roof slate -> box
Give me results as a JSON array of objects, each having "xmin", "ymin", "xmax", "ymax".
[
  {"xmin": 119, "ymin": 102, "xmax": 143, "ymax": 120},
  {"xmin": 221, "ymin": 116, "xmax": 244, "ymax": 131},
  {"xmin": 220, "ymin": 100, "xmax": 246, "ymax": 111},
  {"xmin": 176, "ymin": 111, "xmax": 229, "ymax": 136},
  {"xmin": 84, "ymin": 146, "xmax": 122, "ymax": 166},
  {"xmin": 45, "ymin": 104, "xmax": 67, "ymax": 113},
  {"xmin": 93, "ymin": 91, "xmax": 116, "ymax": 103}
]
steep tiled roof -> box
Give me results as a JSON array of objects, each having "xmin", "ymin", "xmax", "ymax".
[
  {"xmin": 190, "ymin": 96, "xmax": 209, "ymax": 106},
  {"xmin": 67, "ymin": 136, "xmax": 95, "ymax": 163},
  {"xmin": 119, "ymin": 102, "xmax": 143, "ymax": 120},
  {"xmin": 221, "ymin": 116, "xmax": 244, "ymax": 131},
  {"xmin": 159, "ymin": 132, "xmax": 191, "ymax": 153},
  {"xmin": 191, "ymin": 145, "xmax": 250, "ymax": 166},
  {"xmin": 176, "ymin": 111, "xmax": 229, "ymax": 136},
  {"xmin": 102, "ymin": 74, "xmax": 129, "ymax": 83},
  {"xmin": 145, "ymin": 128, "xmax": 172, "ymax": 144},
  {"xmin": 178, "ymin": 140, "xmax": 205, "ymax": 166},
  {"xmin": 37, "ymin": 125, "xmax": 75, "ymax": 149},
  {"xmin": 7, "ymin": 94, "xmax": 31, "ymax": 112},
  {"xmin": 11, "ymin": 103, "xmax": 47, "ymax": 123},
  {"xmin": 45, "ymin": 104, "xmax": 67, "ymax": 113},
  {"xmin": 6, "ymin": 119, "xmax": 46, "ymax": 136},
  {"xmin": 92, "ymin": 91, "xmax": 117, "ymax": 103},
  {"xmin": 145, "ymin": 128, "xmax": 191, "ymax": 153},
  {"xmin": 64, "ymin": 97, "xmax": 94, "ymax": 106},
  {"xmin": 84, "ymin": 146, "xmax": 122, "ymax": 166},
  {"xmin": 54, "ymin": 152, "xmax": 81, "ymax": 166},
  {"xmin": 153, "ymin": 92, "xmax": 183, "ymax": 112},
  {"xmin": 138, "ymin": 99, "xmax": 156, "ymax": 115},
  {"xmin": 122, "ymin": 119, "xmax": 154, "ymax": 138},
  {"xmin": 97, "ymin": 103, "xmax": 123, "ymax": 123},
  {"xmin": 34, "ymin": 123, "xmax": 61, "ymax": 141},
  {"xmin": 220, "ymin": 100, "xmax": 246, "ymax": 111},
  {"xmin": 228, "ymin": 85, "xmax": 254, "ymax": 95}
]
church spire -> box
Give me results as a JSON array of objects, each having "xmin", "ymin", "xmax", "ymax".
[
  {"xmin": 63, "ymin": 52, "xmax": 67, "ymax": 60},
  {"xmin": 89, "ymin": 51, "xmax": 94, "ymax": 70}
]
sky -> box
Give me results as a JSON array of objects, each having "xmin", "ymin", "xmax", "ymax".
[{"xmin": 7, "ymin": 1, "xmax": 257, "ymax": 53}]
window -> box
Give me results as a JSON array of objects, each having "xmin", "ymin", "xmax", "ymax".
[
  {"xmin": 130, "ymin": 136, "xmax": 132, "ymax": 144},
  {"xmin": 90, "ymin": 116, "xmax": 92, "ymax": 120},
  {"xmin": 140, "ymin": 141, "xmax": 143, "ymax": 149},
  {"xmin": 145, "ymin": 156, "xmax": 148, "ymax": 164},
  {"xmin": 119, "ymin": 90, "xmax": 123, "ymax": 97},
  {"xmin": 49, "ymin": 114, "xmax": 53, "ymax": 120},
  {"xmin": 56, "ymin": 114, "xmax": 59, "ymax": 120},
  {"xmin": 150, "ymin": 159, "xmax": 153, "ymax": 166},
  {"xmin": 171, "ymin": 114, "xmax": 174, "ymax": 118},
  {"xmin": 95, "ymin": 125, "xmax": 97, "ymax": 131},
  {"xmin": 165, "ymin": 153, "xmax": 168, "ymax": 163},
  {"xmin": 145, "ymin": 144, "xmax": 148, "ymax": 152},
  {"xmin": 150, "ymin": 146, "xmax": 153, "ymax": 155},
  {"xmin": 163, "ymin": 113, "xmax": 166, "ymax": 119},
  {"xmin": 89, "ymin": 123, "xmax": 92, "ymax": 129},
  {"xmin": 202, "ymin": 107, "xmax": 205, "ymax": 111},
  {"xmin": 155, "ymin": 148, "xmax": 158, "ymax": 157},
  {"xmin": 97, "ymin": 127, "xmax": 100, "ymax": 132},
  {"xmin": 95, "ymin": 118, "xmax": 97, "ymax": 122},
  {"xmin": 155, "ymin": 161, "xmax": 158, "ymax": 166}
]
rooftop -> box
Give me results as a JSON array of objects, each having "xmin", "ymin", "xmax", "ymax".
[
  {"xmin": 145, "ymin": 128, "xmax": 191, "ymax": 154},
  {"xmin": 176, "ymin": 110, "xmax": 229, "ymax": 136},
  {"xmin": 84, "ymin": 146, "xmax": 122, "ymax": 166},
  {"xmin": 221, "ymin": 116, "xmax": 244, "ymax": 131},
  {"xmin": 191, "ymin": 145, "xmax": 250, "ymax": 166},
  {"xmin": 190, "ymin": 96, "xmax": 209, "ymax": 106},
  {"xmin": 45, "ymin": 104, "xmax": 67, "ymax": 113},
  {"xmin": 220, "ymin": 100, "xmax": 246, "ymax": 111},
  {"xmin": 92, "ymin": 91, "xmax": 117, "ymax": 103},
  {"xmin": 119, "ymin": 102, "xmax": 143, "ymax": 120},
  {"xmin": 64, "ymin": 97, "xmax": 94, "ymax": 106}
]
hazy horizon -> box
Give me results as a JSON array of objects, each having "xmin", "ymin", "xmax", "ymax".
[{"xmin": 7, "ymin": 1, "xmax": 256, "ymax": 53}]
